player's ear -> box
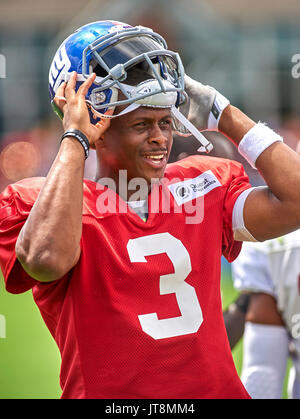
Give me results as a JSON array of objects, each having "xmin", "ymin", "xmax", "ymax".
[
  {"xmin": 93, "ymin": 133, "xmax": 107, "ymax": 151},
  {"xmin": 93, "ymin": 116, "xmax": 112, "ymax": 150}
]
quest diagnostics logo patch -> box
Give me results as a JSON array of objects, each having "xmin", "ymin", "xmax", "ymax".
[{"xmin": 168, "ymin": 170, "xmax": 222, "ymax": 205}]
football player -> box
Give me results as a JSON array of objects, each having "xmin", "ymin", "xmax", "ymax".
[{"xmin": 1, "ymin": 20, "xmax": 300, "ymax": 399}]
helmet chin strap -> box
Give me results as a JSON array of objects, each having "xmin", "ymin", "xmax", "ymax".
[{"xmin": 170, "ymin": 106, "xmax": 213, "ymax": 153}]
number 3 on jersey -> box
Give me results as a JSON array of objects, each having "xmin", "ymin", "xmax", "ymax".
[{"xmin": 127, "ymin": 233, "xmax": 203, "ymax": 340}]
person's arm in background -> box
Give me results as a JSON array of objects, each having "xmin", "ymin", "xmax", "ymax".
[
  {"xmin": 15, "ymin": 72, "xmax": 110, "ymax": 282},
  {"xmin": 230, "ymin": 244, "xmax": 289, "ymax": 399},
  {"xmin": 223, "ymin": 293, "xmax": 251, "ymax": 349}
]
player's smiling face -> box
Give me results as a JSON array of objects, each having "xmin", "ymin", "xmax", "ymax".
[{"xmin": 99, "ymin": 106, "xmax": 173, "ymax": 185}]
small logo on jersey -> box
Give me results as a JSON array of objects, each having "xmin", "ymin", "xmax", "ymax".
[
  {"xmin": 175, "ymin": 185, "xmax": 191, "ymax": 200},
  {"xmin": 168, "ymin": 170, "xmax": 221, "ymax": 205}
]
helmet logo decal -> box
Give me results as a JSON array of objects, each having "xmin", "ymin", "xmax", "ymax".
[
  {"xmin": 108, "ymin": 23, "xmax": 132, "ymax": 34},
  {"xmin": 49, "ymin": 44, "xmax": 71, "ymax": 93}
]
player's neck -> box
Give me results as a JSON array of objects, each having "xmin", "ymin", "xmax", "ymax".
[{"xmin": 94, "ymin": 168, "xmax": 151, "ymax": 202}]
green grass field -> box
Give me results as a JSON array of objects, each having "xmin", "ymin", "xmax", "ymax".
[
  {"xmin": 0, "ymin": 269, "xmax": 291, "ymax": 399},
  {"xmin": 0, "ymin": 274, "xmax": 61, "ymax": 399}
]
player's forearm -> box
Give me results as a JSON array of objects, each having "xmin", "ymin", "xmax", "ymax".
[
  {"xmin": 219, "ymin": 106, "xmax": 300, "ymax": 203},
  {"xmin": 220, "ymin": 105, "xmax": 300, "ymax": 239},
  {"xmin": 218, "ymin": 105, "xmax": 256, "ymax": 145},
  {"xmin": 15, "ymin": 138, "xmax": 85, "ymax": 282},
  {"xmin": 223, "ymin": 307, "xmax": 246, "ymax": 349},
  {"xmin": 254, "ymin": 140, "xmax": 300, "ymax": 205}
]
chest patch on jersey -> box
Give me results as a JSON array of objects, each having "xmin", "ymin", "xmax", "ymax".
[{"xmin": 168, "ymin": 170, "xmax": 222, "ymax": 205}]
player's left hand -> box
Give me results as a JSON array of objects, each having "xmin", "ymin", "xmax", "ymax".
[
  {"xmin": 180, "ymin": 75, "xmax": 230, "ymax": 132},
  {"xmin": 54, "ymin": 71, "xmax": 111, "ymax": 147}
]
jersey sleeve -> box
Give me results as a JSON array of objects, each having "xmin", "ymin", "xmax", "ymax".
[
  {"xmin": 222, "ymin": 160, "xmax": 252, "ymax": 262},
  {"xmin": 231, "ymin": 242, "xmax": 276, "ymax": 296},
  {"xmin": 0, "ymin": 185, "xmax": 38, "ymax": 294}
]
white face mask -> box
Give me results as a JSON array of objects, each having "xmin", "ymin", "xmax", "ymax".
[{"xmin": 91, "ymin": 78, "xmax": 213, "ymax": 154}]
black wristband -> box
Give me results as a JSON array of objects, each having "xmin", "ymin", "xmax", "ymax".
[{"xmin": 61, "ymin": 129, "xmax": 90, "ymax": 159}]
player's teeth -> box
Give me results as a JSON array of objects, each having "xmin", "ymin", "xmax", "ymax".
[{"xmin": 145, "ymin": 155, "xmax": 164, "ymax": 159}]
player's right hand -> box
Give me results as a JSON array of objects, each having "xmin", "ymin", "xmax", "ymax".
[{"xmin": 53, "ymin": 71, "xmax": 111, "ymax": 147}]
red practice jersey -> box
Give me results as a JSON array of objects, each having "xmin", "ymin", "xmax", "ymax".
[{"xmin": 0, "ymin": 155, "xmax": 251, "ymax": 399}]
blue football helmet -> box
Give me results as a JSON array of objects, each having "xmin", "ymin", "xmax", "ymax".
[
  {"xmin": 49, "ymin": 20, "xmax": 186, "ymax": 119},
  {"xmin": 48, "ymin": 20, "xmax": 213, "ymax": 152}
]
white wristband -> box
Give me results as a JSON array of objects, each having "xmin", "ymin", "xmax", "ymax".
[
  {"xmin": 207, "ymin": 91, "xmax": 230, "ymax": 131},
  {"xmin": 238, "ymin": 122, "xmax": 283, "ymax": 169}
]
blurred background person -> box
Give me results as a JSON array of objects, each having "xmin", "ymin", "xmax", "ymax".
[{"xmin": 230, "ymin": 138, "xmax": 300, "ymax": 399}]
